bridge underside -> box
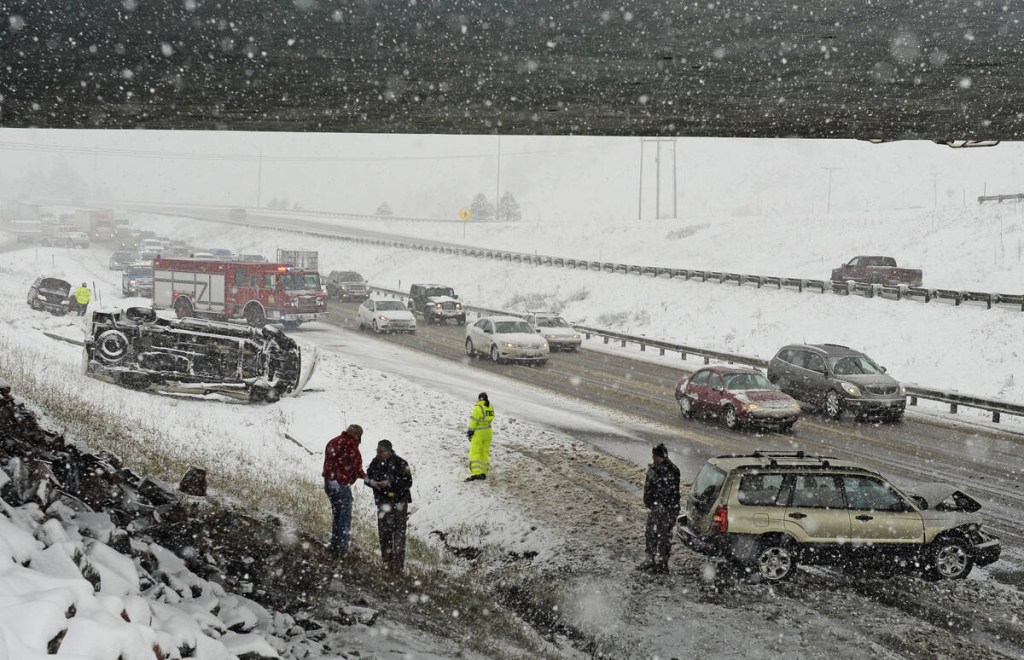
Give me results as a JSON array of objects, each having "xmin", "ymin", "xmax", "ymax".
[{"xmin": 2, "ymin": 1, "xmax": 1022, "ymax": 141}]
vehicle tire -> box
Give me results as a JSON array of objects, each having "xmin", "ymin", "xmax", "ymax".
[
  {"xmin": 490, "ymin": 345, "xmax": 501, "ymax": 363},
  {"xmin": 824, "ymin": 390, "xmax": 843, "ymax": 420},
  {"xmin": 926, "ymin": 537, "xmax": 973, "ymax": 580},
  {"xmin": 372, "ymin": 320, "xmax": 380, "ymax": 333},
  {"xmin": 679, "ymin": 396, "xmax": 693, "ymax": 419},
  {"xmin": 245, "ymin": 304, "xmax": 266, "ymax": 327},
  {"xmin": 780, "ymin": 421, "xmax": 796, "ymax": 434},
  {"xmin": 29, "ymin": 298, "xmax": 41, "ymax": 311},
  {"xmin": 173, "ymin": 296, "xmax": 194, "ymax": 319},
  {"xmin": 357, "ymin": 318, "xmax": 365, "ymax": 330},
  {"xmin": 95, "ymin": 330, "xmax": 129, "ymax": 364},
  {"xmin": 465, "ymin": 338, "xmax": 476, "ymax": 357},
  {"xmin": 755, "ymin": 538, "xmax": 797, "ymax": 582},
  {"xmin": 723, "ymin": 405, "xmax": 740, "ymax": 430}
]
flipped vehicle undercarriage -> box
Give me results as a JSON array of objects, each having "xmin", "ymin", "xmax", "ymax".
[{"xmin": 84, "ymin": 307, "xmax": 306, "ymax": 402}]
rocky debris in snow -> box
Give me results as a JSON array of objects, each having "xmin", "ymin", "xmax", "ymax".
[
  {"xmin": 178, "ymin": 466, "xmax": 208, "ymax": 496},
  {"xmin": 0, "ymin": 386, "xmax": 377, "ymax": 658}
]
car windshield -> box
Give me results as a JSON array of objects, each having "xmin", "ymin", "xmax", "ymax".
[
  {"xmin": 125, "ymin": 266, "xmax": 152, "ymax": 277},
  {"xmin": 535, "ymin": 316, "xmax": 568, "ymax": 327},
  {"xmin": 829, "ymin": 355, "xmax": 883, "ymax": 375},
  {"xmin": 494, "ymin": 320, "xmax": 534, "ymax": 334},
  {"xmin": 724, "ymin": 373, "xmax": 773, "ymax": 391},
  {"xmin": 336, "ymin": 272, "xmax": 363, "ymax": 282},
  {"xmin": 40, "ymin": 278, "xmax": 71, "ymax": 293},
  {"xmin": 426, "ymin": 288, "xmax": 454, "ymax": 297},
  {"xmin": 376, "ymin": 301, "xmax": 405, "ymax": 311},
  {"xmin": 281, "ymin": 273, "xmax": 321, "ymax": 290}
]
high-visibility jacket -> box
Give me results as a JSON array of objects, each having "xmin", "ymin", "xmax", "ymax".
[
  {"xmin": 74, "ymin": 286, "xmax": 91, "ymax": 305},
  {"xmin": 468, "ymin": 401, "xmax": 494, "ymax": 433}
]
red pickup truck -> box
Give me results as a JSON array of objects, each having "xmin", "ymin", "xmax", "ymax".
[{"xmin": 831, "ymin": 256, "xmax": 923, "ymax": 287}]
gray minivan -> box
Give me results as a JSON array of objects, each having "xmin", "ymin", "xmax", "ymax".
[{"xmin": 766, "ymin": 344, "xmax": 906, "ymax": 421}]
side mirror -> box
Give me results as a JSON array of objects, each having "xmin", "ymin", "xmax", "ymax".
[
  {"xmin": 909, "ymin": 495, "xmax": 927, "ymax": 511},
  {"xmin": 535, "ymin": 328, "xmax": 541, "ymax": 333},
  {"xmin": 880, "ymin": 366, "xmax": 888, "ymax": 373}
]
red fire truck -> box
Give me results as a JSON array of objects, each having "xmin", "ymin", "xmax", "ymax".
[{"xmin": 152, "ymin": 258, "xmax": 327, "ymax": 328}]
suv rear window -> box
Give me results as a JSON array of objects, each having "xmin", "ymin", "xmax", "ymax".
[
  {"xmin": 737, "ymin": 473, "xmax": 786, "ymax": 506},
  {"xmin": 691, "ymin": 464, "xmax": 726, "ymax": 507}
]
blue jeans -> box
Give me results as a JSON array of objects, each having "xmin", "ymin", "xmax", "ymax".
[{"xmin": 326, "ymin": 482, "xmax": 353, "ymax": 550}]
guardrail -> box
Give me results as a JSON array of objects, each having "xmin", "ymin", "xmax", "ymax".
[
  {"xmin": 116, "ymin": 203, "xmax": 1024, "ymax": 312},
  {"xmin": 368, "ymin": 286, "xmax": 1024, "ymax": 424}
]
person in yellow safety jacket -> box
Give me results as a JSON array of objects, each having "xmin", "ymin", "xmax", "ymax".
[
  {"xmin": 73, "ymin": 282, "xmax": 91, "ymax": 316},
  {"xmin": 465, "ymin": 392, "xmax": 494, "ymax": 482}
]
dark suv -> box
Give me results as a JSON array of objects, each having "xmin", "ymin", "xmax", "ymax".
[
  {"xmin": 409, "ymin": 283, "xmax": 465, "ymax": 325},
  {"xmin": 767, "ymin": 344, "xmax": 905, "ymax": 421},
  {"xmin": 325, "ymin": 270, "xmax": 369, "ymax": 302}
]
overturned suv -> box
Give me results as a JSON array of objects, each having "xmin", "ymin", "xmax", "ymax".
[
  {"xmin": 677, "ymin": 451, "xmax": 1000, "ymax": 582},
  {"xmin": 84, "ymin": 307, "xmax": 303, "ymax": 402}
]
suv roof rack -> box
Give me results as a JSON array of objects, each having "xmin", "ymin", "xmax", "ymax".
[{"xmin": 749, "ymin": 450, "xmax": 836, "ymax": 468}]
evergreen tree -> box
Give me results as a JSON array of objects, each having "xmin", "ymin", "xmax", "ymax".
[
  {"xmin": 469, "ymin": 193, "xmax": 494, "ymax": 221},
  {"xmin": 497, "ymin": 192, "xmax": 522, "ymax": 222},
  {"xmin": 376, "ymin": 201, "xmax": 393, "ymax": 217}
]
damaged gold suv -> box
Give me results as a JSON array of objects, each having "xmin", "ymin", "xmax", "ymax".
[{"xmin": 677, "ymin": 451, "xmax": 1000, "ymax": 582}]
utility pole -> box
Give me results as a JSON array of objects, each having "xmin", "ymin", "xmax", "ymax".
[
  {"xmin": 639, "ymin": 138, "xmax": 679, "ymax": 220},
  {"xmin": 495, "ymin": 135, "xmax": 501, "ymax": 221},
  {"xmin": 822, "ymin": 166, "xmax": 839, "ymax": 214},
  {"xmin": 256, "ymin": 147, "xmax": 263, "ymax": 208}
]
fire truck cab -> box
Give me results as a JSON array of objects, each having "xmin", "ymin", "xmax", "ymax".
[{"xmin": 153, "ymin": 258, "xmax": 327, "ymax": 328}]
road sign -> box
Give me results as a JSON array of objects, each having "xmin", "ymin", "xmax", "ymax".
[{"xmin": 459, "ymin": 208, "xmax": 472, "ymax": 221}]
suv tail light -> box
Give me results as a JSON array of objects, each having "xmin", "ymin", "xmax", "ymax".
[{"xmin": 710, "ymin": 505, "xmax": 728, "ymax": 533}]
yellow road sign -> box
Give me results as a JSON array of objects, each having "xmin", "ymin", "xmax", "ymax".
[{"xmin": 459, "ymin": 208, "xmax": 472, "ymax": 221}]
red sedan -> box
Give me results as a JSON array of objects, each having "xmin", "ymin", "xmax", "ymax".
[{"xmin": 675, "ymin": 366, "xmax": 801, "ymax": 432}]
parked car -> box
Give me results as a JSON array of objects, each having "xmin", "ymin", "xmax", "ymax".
[
  {"xmin": 409, "ymin": 283, "xmax": 465, "ymax": 325},
  {"xmin": 67, "ymin": 231, "xmax": 90, "ymax": 248},
  {"xmin": 109, "ymin": 251, "xmax": 135, "ymax": 270},
  {"xmin": 676, "ymin": 451, "xmax": 1001, "ymax": 582},
  {"xmin": 767, "ymin": 344, "xmax": 906, "ymax": 421},
  {"xmin": 208, "ymin": 248, "xmax": 235, "ymax": 260},
  {"xmin": 523, "ymin": 312, "xmax": 582, "ymax": 352},
  {"xmin": 831, "ymin": 256, "xmax": 923, "ymax": 287},
  {"xmin": 122, "ymin": 262, "xmax": 154, "ymax": 297},
  {"xmin": 228, "ymin": 208, "xmax": 247, "ymax": 221},
  {"xmin": 26, "ymin": 276, "xmax": 72, "ymax": 316},
  {"xmin": 325, "ymin": 270, "xmax": 369, "ymax": 301},
  {"xmin": 357, "ymin": 298, "xmax": 416, "ymax": 334},
  {"xmin": 675, "ymin": 366, "xmax": 801, "ymax": 432},
  {"xmin": 465, "ymin": 315, "xmax": 549, "ymax": 365}
]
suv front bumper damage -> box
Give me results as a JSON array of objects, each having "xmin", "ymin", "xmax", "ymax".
[{"xmin": 84, "ymin": 307, "xmax": 309, "ymax": 402}]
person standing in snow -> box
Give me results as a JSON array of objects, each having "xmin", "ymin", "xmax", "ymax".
[
  {"xmin": 364, "ymin": 439, "xmax": 413, "ymax": 571},
  {"xmin": 73, "ymin": 282, "xmax": 91, "ymax": 316},
  {"xmin": 322, "ymin": 424, "xmax": 366, "ymax": 554},
  {"xmin": 638, "ymin": 443, "xmax": 681, "ymax": 574},
  {"xmin": 465, "ymin": 392, "xmax": 494, "ymax": 482}
]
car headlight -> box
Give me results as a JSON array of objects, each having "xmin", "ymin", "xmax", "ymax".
[
  {"xmin": 435, "ymin": 303, "xmax": 442, "ymax": 309},
  {"xmin": 571, "ymin": 334, "xmax": 580, "ymax": 340},
  {"xmin": 378, "ymin": 315, "xmax": 388, "ymax": 321},
  {"xmin": 505, "ymin": 342, "xmax": 516, "ymax": 349},
  {"xmin": 60, "ymin": 299, "xmax": 69, "ymax": 305},
  {"xmin": 839, "ymin": 382, "xmax": 861, "ymax": 397},
  {"xmin": 747, "ymin": 403, "xmax": 760, "ymax": 411},
  {"xmin": 898, "ymin": 383, "xmax": 906, "ymax": 396},
  {"xmin": 456, "ymin": 303, "xmax": 463, "ymax": 309}
]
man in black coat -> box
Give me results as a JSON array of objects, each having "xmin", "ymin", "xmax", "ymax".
[
  {"xmin": 638, "ymin": 443, "xmax": 681, "ymax": 573},
  {"xmin": 364, "ymin": 439, "xmax": 414, "ymax": 571}
]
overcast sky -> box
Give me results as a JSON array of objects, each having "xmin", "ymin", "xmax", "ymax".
[{"xmin": 3, "ymin": 128, "xmax": 1024, "ymax": 222}]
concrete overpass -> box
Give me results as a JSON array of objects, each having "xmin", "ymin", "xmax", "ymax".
[{"xmin": 1, "ymin": 1, "xmax": 1022, "ymax": 141}]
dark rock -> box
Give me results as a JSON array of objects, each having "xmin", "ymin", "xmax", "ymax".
[
  {"xmin": 153, "ymin": 503, "xmax": 189, "ymax": 525},
  {"xmin": 179, "ymin": 466, "xmax": 207, "ymax": 496},
  {"xmin": 139, "ymin": 477, "xmax": 178, "ymax": 506},
  {"xmin": 95, "ymin": 449, "xmax": 123, "ymax": 470}
]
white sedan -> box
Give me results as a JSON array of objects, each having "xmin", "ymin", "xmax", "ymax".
[
  {"xmin": 357, "ymin": 298, "xmax": 417, "ymax": 334},
  {"xmin": 465, "ymin": 315, "xmax": 549, "ymax": 365},
  {"xmin": 523, "ymin": 312, "xmax": 582, "ymax": 352}
]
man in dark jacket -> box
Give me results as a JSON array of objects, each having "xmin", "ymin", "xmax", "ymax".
[
  {"xmin": 638, "ymin": 443, "xmax": 681, "ymax": 573},
  {"xmin": 322, "ymin": 424, "xmax": 366, "ymax": 554},
  {"xmin": 364, "ymin": 439, "xmax": 414, "ymax": 571}
]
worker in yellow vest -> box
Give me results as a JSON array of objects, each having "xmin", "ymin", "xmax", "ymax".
[
  {"xmin": 465, "ymin": 392, "xmax": 494, "ymax": 482},
  {"xmin": 73, "ymin": 282, "xmax": 91, "ymax": 316}
]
